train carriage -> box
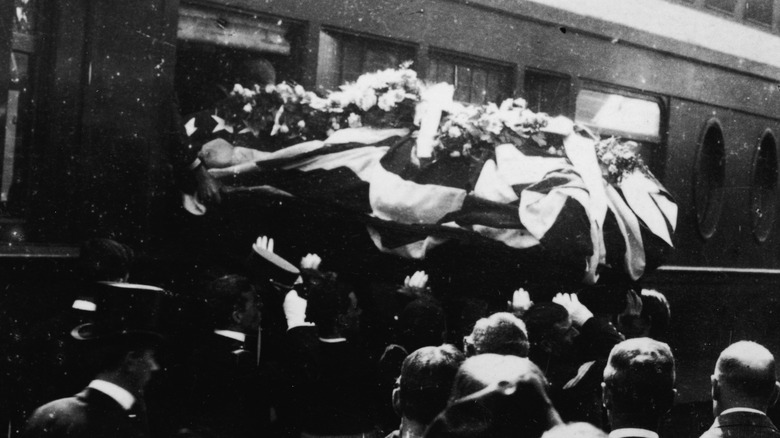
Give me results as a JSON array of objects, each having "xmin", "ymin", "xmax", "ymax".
[{"xmin": 2, "ymin": 0, "xmax": 780, "ymax": 434}]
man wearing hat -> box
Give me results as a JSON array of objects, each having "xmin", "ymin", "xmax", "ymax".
[{"xmin": 23, "ymin": 283, "xmax": 165, "ymax": 438}]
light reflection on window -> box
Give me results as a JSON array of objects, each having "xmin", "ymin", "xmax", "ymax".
[{"xmin": 575, "ymin": 89, "xmax": 661, "ymax": 142}]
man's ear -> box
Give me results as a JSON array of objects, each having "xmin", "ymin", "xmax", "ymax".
[
  {"xmin": 540, "ymin": 339, "xmax": 554, "ymax": 355},
  {"xmin": 711, "ymin": 375, "xmax": 720, "ymax": 402},
  {"xmin": 232, "ymin": 309, "xmax": 242, "ymax": 324},
  {"xmin": 770, "ymin": 381, "xmax": 780, "ymax": 407},
  {"xmin": 392, "ymin": 386, "xmax": 402, "ymax": 417}
]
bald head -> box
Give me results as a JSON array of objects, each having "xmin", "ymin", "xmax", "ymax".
[{"xmin": 712, "ymin": 341, "xmax": 778, "ymax": 413}]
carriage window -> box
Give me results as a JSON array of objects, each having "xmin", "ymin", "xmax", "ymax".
[
  {"xmin": 694, "ymin": 119, "xmax": 726, "ymax": 240},
  {"xmin": 524, "ymin": 70, "xmax": 570, "ymax": 117},
  {"xmin": 575, "ymin": 89, "xmax": 662, "ymax": 142},
  {"xmin": 744, "ymin": 0, "xmax": 774, "ymax": 25},
  {"xmin": 428, "ymin": 52, "xmax": 512, "ymax": 105},
  {"xmin": 705, "ymin": 0, "xmax": 737, "ymax": 14},
  {"xmin": 316, "ymin": 31, "xmax": 416, "ymax": 92},
  {"xmin": 750, "ymin": 130, "xmax": 778, "ymax": 242},
  {"xmin": 2, "ymin": 0, "xmax": 41, "ymax": 219},
  {"xmin": 176, "ymin": 5, "xmax": 295, "ymax": 115}
]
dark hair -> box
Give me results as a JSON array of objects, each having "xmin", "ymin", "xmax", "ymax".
[
  {"xmin": 522, "ymin": 302, "xmax": 569, "ymax": 347},
  {"xmin": 400, "ymin": 344, "xmax": 464, "ymax": 425},
  {"xmin": 603, "ymin": 338, "xmax": 676, "ymax": 415},
  {"xmin": 398, "ymin": 298, "xmax": 447, "ymax": 352},
  {"xmin": 426, "ymin": 354, "xmax": 560, "ymax": 438},
  {"xmin": 305, "ymin": 272, "xmax": 351, "ymax": 334},
  {"xmin": 469, "ymin": 312, "xmax": 529, "ymax": 357},
  {"xmin": 641, "ymin": 290, "xmax": 671, "ymax": 339},
  {"xmin": 203, "ymin": 275, "xmax": 257, "ymax": 328},
  {"xmin": 79, "ymin": 238, "xmax": 134, "ymax": 282}
]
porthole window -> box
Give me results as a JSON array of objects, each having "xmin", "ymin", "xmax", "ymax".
[
  {"xmin": 693, "ymin": 119, "xmax": 726, "ymax": 240},
  {"xmin": 750, "ymin": 130, "xmax": 778, "ymax": 243}
]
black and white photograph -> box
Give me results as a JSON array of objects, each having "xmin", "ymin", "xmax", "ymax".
[{"xmin": 1, "ymin": 0, "xmax": 780, "ymax": 437}]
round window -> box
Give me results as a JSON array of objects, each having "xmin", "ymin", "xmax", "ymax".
[
  {"xmin": 750, "ymin": 130, "xmax": 778, "ymax": 243},
  {"xmin": 693, "ymin": 119, "xmax": 726, "ymax": 240}
]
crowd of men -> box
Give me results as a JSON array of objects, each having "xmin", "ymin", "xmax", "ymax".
[{"xmin": 12, "ymin": 237, "xmax": 780, "ymax": 438}]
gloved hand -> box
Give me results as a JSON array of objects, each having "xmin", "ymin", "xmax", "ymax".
[
  {"xmin": 300, "ymin": 253, "xmax": 322, "ymax": 271},
  {"xmin": 508, "ymin": 288, "xmax": 533, "ymax": 317},
  {"xmin": 252, "ymin": 235, "xmax": 275, "ymax": 254},
  {"xmin": 283, "ymin": 290, "xmax": 313, "ymax": 329}
]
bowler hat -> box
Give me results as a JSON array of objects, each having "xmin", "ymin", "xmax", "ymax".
[{"xmin": 71, "ymin": 282, "xmax": 166, "ymax": 343}]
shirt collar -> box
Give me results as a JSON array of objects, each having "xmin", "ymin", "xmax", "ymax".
[
  {"xmin": 318, "ymin": 337, "xmax": 347, "ymax": 343},
  {"xmin": 609, "ymin": 428, "xmax": 659, "ymax": 438},
  {"xmin": 214, "ymin": 329, "xmax": 246, "ymax": 343},
  {"xmin": 88, "ymin": 379, "xmax": 136, "ymax": 411},
  {"xmin": 721, "ymin": 407, "xmax": 767, "ymax": 416}
]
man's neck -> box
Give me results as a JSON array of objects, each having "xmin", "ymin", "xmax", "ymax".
[
  {"xmin": 609, "ymin": 414, "xmax": 662, "ymax": 433},
  {"xmin": 399, "ymin": 417, "xmax": 427, "ymax": 438}
]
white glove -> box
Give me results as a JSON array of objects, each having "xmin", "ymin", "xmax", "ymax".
[
  {"xmin": 300, "ymin": 253, "xmax": 322, "ymax": 271},
  {"xmin": 508, "ymin": 288, "xmax": 533, "ymax": 317},
  {"xmin": 252, "ymin": 235, "xmax": 275, "ymax": 254},
  {"xmin": 404, "ymin": 271, "xmax": 429, "ymax": 290},
  {"xmin": 283, "ymin": 290, "xmax": 313, "ymax": 330}
]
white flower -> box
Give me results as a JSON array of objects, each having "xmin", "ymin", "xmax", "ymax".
[
  {"xmin": 233, "ymin": 84, "xmax": 245, "ymax": 94},
  {"xmin": 513, "ymin": 98, "xmax": 527, "ymax": 110},
  {"xmin": 243, "ymin": 103, "xmax": 253, "ymax": 113},
  {"xmin": 447, "ymin": 126, "xmax": 463, "ymax": 138},
  {"xmin": 358, "ymin": 90, "xmax": 378, "ymax": 111},
  {"xmin": 279, "ymin": 124, "xmax": 290, "ymax": 134},
  {"xmin": 308, "ymin": 95, "xmax": 329, "ymax": 111},
  {"xmin": 377, "ymin": 93, "xmax": 396, "ymax": 112},
  {"xmin": 601, "ymin": 152, "xmax": 615, "ymax": 163},
  {"xmin": 294, "ymin": 85, "xmax": 306, "ymax": 96},
  {"xmin": 265, "ymin": 84, "xmax": 276, "ymax": 94},
  {"xmin": 348, "ymin": 113, "xmax": 362, "ymax": 128},
  {"xmin": 297, "ymin": 120, "xmax": 306, "ymax": 128}
]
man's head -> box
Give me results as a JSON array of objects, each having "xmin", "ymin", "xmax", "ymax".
[
  {"xmin": 397, "ymin": 298, "xmax": 447, "ymax": 352},
  {"xmin": 425, "ymin": 354, "xmax": 562, "ymax": 438},
  {"xmin": 205, "ymin": 275, "xmax": 262, "ymax": 334},
  {"xmin": 393, "ymin": 345, "xmax": 464, "ymax": 427},
  {"xmin": 305, "ymin": 274, "xmax": 360, "ymax": 338},
  {"xmin": 465, "ymin": 312, "xmax": 529, "ymax": 357},
  {"xmin": 711, "ymin": 341, "xmax": 779, "ymax": 415},
  {"xmin": 523, "ymin": 302, "xmax": 579, "ymax": 358},
  {"xmin": 79, "ymin": 238, "xmax": 134, "ymax": 282},
  {"xmin": 602, "ymin": 338, "xmax": 676, "ymax": 426}
]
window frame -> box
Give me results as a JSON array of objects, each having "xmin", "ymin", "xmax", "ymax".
[
  {"xmin": 316, "ymin": 27, "xmax": 418, "ymax": 91},
  {"xmin": 692, "ymin": 117, "xmax": 727, "ymax": 240},
  {"xmin": 750, "ymin": 128, "xmax": 778, "ymax": 243},
  {"xmin": 427, "ymin": 48, "xmax": 515, "ymax": 105}
]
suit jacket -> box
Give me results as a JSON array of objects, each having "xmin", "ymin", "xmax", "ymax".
[
  {"xmin": 180, "ymin": 332, "xmax": 270, "ymax": 438},
  {"xmin": 23, "ymin": 387, "xmax": 148, "ymax": 438},
  {"xmin": 700, "ymin": 411, "xmax": 780, "ymax": 438}
]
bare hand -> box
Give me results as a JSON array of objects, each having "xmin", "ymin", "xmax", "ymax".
[
  {"xmin": 622, "ymin": 289, "xmax": 643, "ymax": 317},
  {"xmin": 552, "ymin": 293, "xmax": 593, "ymax": 327},
  {"xmin": 194, "ymin": 164, "xmax": 222, "ymax": 205}
]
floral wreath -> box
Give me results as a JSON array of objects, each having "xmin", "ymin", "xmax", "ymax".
[{"xmin": 214, "ymin": 63, "xmax": 648, "ymax": 181}]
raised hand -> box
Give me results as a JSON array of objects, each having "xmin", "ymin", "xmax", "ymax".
[
  {"xmin": 508, "ymin": 288, "xmax": 533, "ymax": 317},
  {"xmin": 300, "ymin": 253, "xmax": 322, "ymax": 271},
  {"xmin": 552, "ymin": 293, "xmax": 593, "ymax": 327}
]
